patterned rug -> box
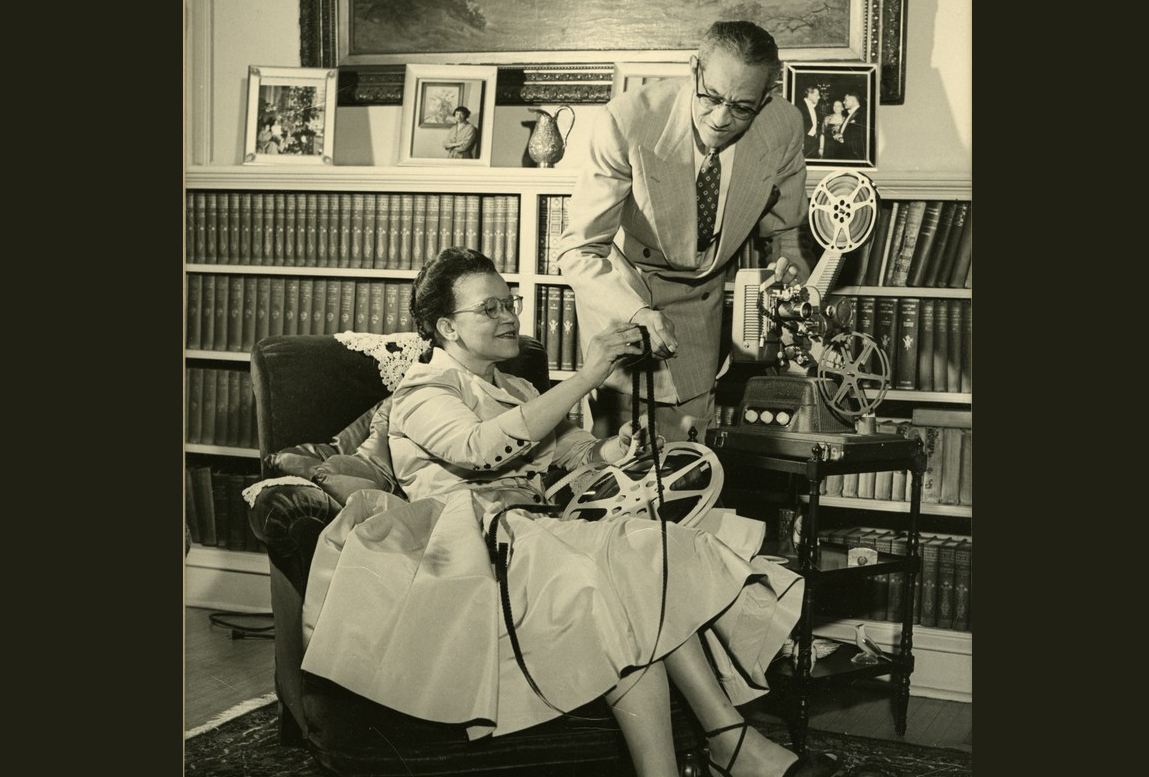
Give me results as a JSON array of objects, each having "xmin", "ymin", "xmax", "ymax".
[{"xmin": 184, "ymin": 699, "xmax": 972, "ymax": 776}]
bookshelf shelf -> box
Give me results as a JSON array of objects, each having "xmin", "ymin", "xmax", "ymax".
[
  {"xmin": 186, "ymin": 349, "xmax": 250, "ymax": 362},
  {"xmin": 800, "ymin": 495, "xmax": 972, "ymax": 518},
  {"xmin": 883, "ymin": 390, "xmax": 971, "ymax": 403},
  {"xmin": 186, "ymin": 443, "xmax": 260, "ymax": 458},
  {"xmin": 834, "ymin": 286, "xmax": 971, "ymax": 299}
]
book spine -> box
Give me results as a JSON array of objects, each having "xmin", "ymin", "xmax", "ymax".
[
  {"xmin": 481, "ymin": 195, "xmax": 495, "ymax": 260},
  {"xmin": 465, "ymin": 195, "xmax": 481, "ymax": 251},
  {"xmin": 282, "ymin": 192, "xmax": 297, "ymax": 267},
  {"xmin": 218, "ymin": 193, "xmax": 232, "ymax": 263},
  {"xmin": 849, "ymin": 228, "xmax": 875, "ymax": 286},
  {"xmin": 238, "ymin": 192, "xmax": 253, "ymax": 265},
  {"xmin": 376, "ymin": 194, "xmax": 392, "ymax": 269},
  {"xmin": 215, "ymin": 370, "xmax": 231, "ymax": 447},
  {"xmin": 424, "ymin": 194, "xmax": 440, "ymax": 264},
  {"xmin": 888, "ymin": 533, "xmax": 908, "ymax": 622},
  {"xmin": 186, "ymin": 275, "xmax": 202, "ymax": 349},
  {"xmin": 213, "ymin": 274, "xmax": 230, "ymax": 351},
  {"xmin": 339, "ymin": 279, "xmax": 356, "ymax": 332},
  {"xmin": 187, "ymin": 367, "xmax": 203, "ymax": 444},
  {"xmin": 298, "ymin": 278, "xmax": 314, "ymax": 336},
  {"xmin": 327, "ymin": 194, "xmax": 343, "ymax": 267},
  {"xmin": 947, "ymin": 298, "xmax": 963, "ymax": 392},
  {"xmin": 939, "ymin": 426, "xmax": 963, "ymax": 505},
  {"xmin": 200, "ymin": 368, "xmax": 217, "ymax": 444},
  {"xmin": 350, "ymin": 193, "xmax": 365, "ymax": 269},
  {"xmin": 893, "ymin": 297, "xmax": 920, "ymax": 390},
  {"xmin": 255, "ymin": 276, "xmax": 271, "ymax": 345},
  {"xmin": 194, "ymin": 193, "xmax": 207, "ymax": 263},
  {"xmin": 888, "ymin": 200, "xmax": 925, "ymax": 286},
  {"xmin": 880, "ymin": 202, "xmax": 908, "ymax": 286},
  {"xmin": 192, "ymin": 466, "xmax": 217, "ymax": 546},
  {"xmin": 289, "ymin": 193, "xmax": 305, "ymax": 268},
  {"xmin": 383, "ymin": 282, "xmax": 399, "ymax": 334},
  {"xmin": 905, "ymin": 201, "xmax": 942, "ymax": 286},
  {"xmin": 228, "ymin": 193, "xmax": 242, "ymax": 264},
  {"xmin": 205, "ymin": 193, "xmax": 219, "ymax": 264},
  {"xmin": 397, "ymin": 283, "xmax": 412, "ymax": 332},
  {"xmin": 921, "ymin": 426, "xmax": 942, "ymax": 504},
  {"xmin": 953, "ymin": 540, "xmax": 972, "ymax": 631},
  {"xmin": 200, "ymin": 274, "xmax": 216, "ymax": 352},
  {"xmin": 185, "ymin": 467, "xmax": 200, "ymax": 544},
  {"xmin": 325, "ymin": 278, "xmax": 342, "ymax": 334},
  {"xmin": 410, "ymin": 194, "xmax": 427, "ymax": 269},
  {"xmin": 368, "ymin": 281, "xmax": 385, "ymax": 335},
  {"xmin": 226, "ymin": 473, "xmax": 248, "ymax": 551},
  {"xmin": 548, "ymin": 195, "xmax": 564, "ymax": 273},
  {"xmin": 545, "ymin": 287, "xmax": 561, "ymax": 370},
  {"xmin": 273, "ymin": 193, "xmax": 286, "ymax": 266},
  {"xmin": 873, "ymin": 530, "xmax": 894, "ymax": 619},
  {"xmin": 946, "ymin": 202, "xmax": 973, "ymax": 288},
  {"xmin": 857, "ymin": 295, "xmax": 877, "ymax": 387},
  {"xmin": 538, "ymin": 196, "xmax": 550, "ymax": 274},
  {"xmin": 283, "ymin": 277, "xmax": 300, "ymax": 337},
  {"xmin": 249, "ymin": 191, "xmax": 264, "ymax": 265},
  {"xmin": 960, "ymin": 299, "xmax": 972, "ymax": 393},
  {"xmin": 316, "ymin": 193, "xmax": 330, "ymax": 267},
  {"xmin": 560, "ymin": 286, "xmax": 576, "ymax": 371},
  {"xmin": 931, "ymin": 299, "xmax": 950, "ymax": 392},
  {"xmin": 493, "ymin": 195, "xmax": 508, "ymax": 272},
  {"xmin": 438, "ymin": 194, "xmax": 454, "ymax": 255},
  {"xmin": 269, "ymin": 277, "xmax": 286, "ymax": 338},
  {"xmin": 874, "ymin": 296, "xmax": 899, "ymax": 388},
  {"xmin": 505, "ymin": 196, "xmax": 519, "ymax": 273},
  {"xmin": 863, "ymin": 201, "xmax": 893, "ymax": 286},
  {"xmin": 354, "ymin": 281, "xmax": 370, "ymax": 332},
  {"xmin": 226, "ymin": 370, "xmax": 242, "ymax": 447},
  {"xmin": 936, "ymin": 541, "xmax": 957, "ymax": 629},
  {"xmin": 399, "ymin": 194, "xmax": 414, "ymax": 270},
  {"xmin": 311, "ymin": 278, "xmax": 327, "ymax": 335},
  {"xmin": 958, "ymin": 428, "xmax": 973, "ymax": 506},
  {"xmin": 260, "ymin": 193, "xmax": 275, "ymax": 266},
  {"xmin": 917, "ymin": 298, "xmax": 935, "ymax": 391},
  {"xmin": 361, "ymin": 193, "xmax": 376, "ymax": 268},
  {"xmin": 919, "ymin": 539, "xmax": 940, "ymax": 627},
  {"xmin": 227, "ymin": 275, "xmax": 245, "ymax": 352}
]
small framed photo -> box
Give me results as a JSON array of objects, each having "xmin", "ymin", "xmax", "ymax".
[
  {"xmin": 611, "ymin": 62, "xmax": 690, "ymax": 99},
  {"xmin": 784, "ymin": 62, "xmax": 878, "ymax": 169},
  {"xmin": 399, "ymin": 64, "xmax": 496, "ymax": 167},
  {"xmin": 243, "ymin": 66, "xmax": 337, "ymax": 165}
]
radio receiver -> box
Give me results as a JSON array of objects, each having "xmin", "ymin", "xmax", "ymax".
[{"xmin": 712, "ymin": 170, "xmax": 908, "ymax": 461}]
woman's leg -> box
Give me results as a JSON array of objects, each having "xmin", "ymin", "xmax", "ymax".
[
  {"xmin": 663, "ymin": 633, "xmax": 799, "ymax": 777},
  {"xmin": 604, "ymin": 661, "xmax": 680, "ymax": 777}
]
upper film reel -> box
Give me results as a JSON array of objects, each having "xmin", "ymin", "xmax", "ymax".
[{"xmin": 808, "ymin": 170, "xmax": 879, "ymax": 253}]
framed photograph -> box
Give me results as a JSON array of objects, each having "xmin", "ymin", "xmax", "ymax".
[
  {"xmin": 418, "ymin": 82, "xmax": 464, "ymax": 127},
  {"xmin": 611, "ymin": 62, "xmax": 690, "ymax": 99},
  {"xmin": 784, "ymin": 62, "xmax": 877, "ymax": 169},
  {"xmin": 398, "ymin": 64, "xmax": 496, "ymax": 167},
  {"xmin": 243, "ymin": 66, "xmax": 337, "ymax": 165}
]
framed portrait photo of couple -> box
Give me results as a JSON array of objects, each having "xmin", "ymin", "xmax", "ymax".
[
  {"xmin": 398, "ymin": 64, "xmax": 497, "ymax": 167},
  {"xmin": 243, "ymin": 66, "xmax": 338, "ymax": 165},
  {"xmin": 785, "ymin": 63, "xmax": 878, "ymax": 169}
]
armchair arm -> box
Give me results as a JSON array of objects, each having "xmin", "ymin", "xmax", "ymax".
[{"xmin": 250, "ymin": 484, "xmax": 344, "ymax": 597}]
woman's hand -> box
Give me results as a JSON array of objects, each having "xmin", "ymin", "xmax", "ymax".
[{"xmin": 576, "ymin": 323, "xmax": 647, "ymax": 389}]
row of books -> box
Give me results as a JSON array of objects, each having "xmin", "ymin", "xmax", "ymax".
[
  {"xmin": 187, "ymin": 367, "xmax": 257, "ymax": 449},
  {"xmin": 185, "ymin": 466, "xmax": 263, "ymax": 552},
  {"xmin": 536, "ymin": 286, "xmax": 583, "ymax": 371},
  {"xmin": 844, "ymin": 200, "xmax": 973, "ymax": 289},
  {"xmin": 186, "ymin": 275, "xmax": 420, "ymax": 351},
  {"xmin": 186, "ymin": 191, "xmax": 520, "ymax": 273},
  {"xmin": 836, "ymin": 294, "xmax": 972, "ymax": 394},
  {"xmin": 814, "ymin": 527, "xmax": 972, "ymax": 632},
  {"xmin": 538, "ymin": 195, "xmax": 570, "ymax": 275}
]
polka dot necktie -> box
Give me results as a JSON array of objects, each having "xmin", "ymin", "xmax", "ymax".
[{"xmin": 696, "ymin": 150, "xmax": 720, "ymax": 253}]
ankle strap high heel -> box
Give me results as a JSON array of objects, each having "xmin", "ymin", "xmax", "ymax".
[{"xmin": 703, "ymin": 721, "xmax": 749, "ymax": 777}]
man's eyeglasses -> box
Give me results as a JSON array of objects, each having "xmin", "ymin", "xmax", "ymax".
[
  {"xmin": 694, "ymin": 64, "xmax": 771, "ymax": 122},
  {"xmin": 451, "ymin": 295, "xmax": 523, "ymax": 319}
]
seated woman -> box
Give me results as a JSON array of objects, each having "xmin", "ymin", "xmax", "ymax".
[{"xmin": 300, "ymin": 248, "xmax": 841, "ymax": 777}]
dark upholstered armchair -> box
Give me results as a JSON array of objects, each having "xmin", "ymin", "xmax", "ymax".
[{"xmin": 248, "ymin": 334, "xmax": 705, "ymax": 776}]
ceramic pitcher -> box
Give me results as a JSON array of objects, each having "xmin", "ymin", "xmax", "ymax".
[{"xmin": 527, "ymin": 105, "xmax": 575, "ymax": 167}]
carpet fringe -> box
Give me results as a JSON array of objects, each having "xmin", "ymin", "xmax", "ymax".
[{"xmin": 186, "ymin": 692, "xmax": 278, "ymax": 739}]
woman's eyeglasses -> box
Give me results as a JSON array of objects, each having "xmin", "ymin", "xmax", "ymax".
[
  {"xmin": 694, "ymin": 65, "xmax": 771, "ymax": 122},
  {"xmin": 451, "ymin": 295, "xmax": 523, "ymax": 319}
]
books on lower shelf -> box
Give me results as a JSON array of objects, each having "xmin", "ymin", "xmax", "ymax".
[
  {"xmin": 815, "ymin": 527, "xmax": 972, "ymax": 633},
  {"xmin": 536, "ymin": 285, "xmax": 583, "ymax": 371},
  {"xmin": 845, "ymin": 199, "xmax": 972, "ymax": 289},
  {"xmin": 186, "ymin": 465, "xmax": 263, "ymax": 552},
  {"xmin": 186, "ymin": 366, "xmax": 258, "ymax": 449},
  {"xmin": 187, "ymin": 191, "xmax": 520, "ymax": 272},
  {"xmin": 187, "ymin": 276, "xmax": 420, "ymax": 349}
]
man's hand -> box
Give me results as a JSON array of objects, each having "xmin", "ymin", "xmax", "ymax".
[
  {"xmin": 768, "ymin": 255, "xmax": 808, "ymax": 286},
  {"xmin": 630, "ymin": 307, "xmax": 678, "ymax": 360}
]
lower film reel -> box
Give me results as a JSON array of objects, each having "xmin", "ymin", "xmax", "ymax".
[
  {"xmin": 816, "ymin": 331, "xmax": 891, "ymax": 418},
  {"xmin": 559, "ymin": 442, "xmax": 723, "ymax": 527}
]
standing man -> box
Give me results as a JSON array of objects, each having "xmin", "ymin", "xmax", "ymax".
[
  {"xmin": 557, "ymin": 20, "xmax": 811, "ymax": 443},
  {"xmin": 443, "ymin": 106, "xmax": 478, "ymax": 159},
  {"xmin": 839, "ymin": 90, "xmax": 866, "ymax": 160},
  {"xmin": 799, "ymin": 85, "xmax": 821, "ymax": 158}
]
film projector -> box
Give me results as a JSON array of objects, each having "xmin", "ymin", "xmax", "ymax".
[{"xmin": 708, "ymin": 169, "xmax": 915, "ymax": 463}]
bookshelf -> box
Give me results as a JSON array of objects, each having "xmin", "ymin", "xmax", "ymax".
[{"xmin": 184, "ymin": 168, "xmax": 972, "ymax": 680}]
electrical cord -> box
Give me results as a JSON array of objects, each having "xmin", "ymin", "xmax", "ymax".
[{"xmin": 208, "ymin": 610, "xmax": 275, "ymax": 640}]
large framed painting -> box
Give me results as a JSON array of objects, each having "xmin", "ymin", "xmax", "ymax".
[{"xmin": 301, "ymin": 0, "xmax": 905, "ymax": 104}]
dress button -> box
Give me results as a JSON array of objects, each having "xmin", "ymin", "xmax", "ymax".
[
  {"xmin": 517, "ymin": 440, "xmax": 527, "ymax": 447},
  {"xmin": 642, "ymin": 247, "xmax": 651, "ymax": 258},
  {"xmin": 701, "ymin": 292, "xmax": 710, "ymax": 300},
  {"xmin": 532, "ymin": 495, "xmax": 542, "ymax": 503},
  {"xmin": 505, "ymin": 446, "xmax": 513, "ymax": 453},
  {"xmin": 495, "ymin": 455, "xmax": 503, "ymax": 462},
  {"xmin": 484, "ymin": 464, "xmax": 491, "ymax": 469}
]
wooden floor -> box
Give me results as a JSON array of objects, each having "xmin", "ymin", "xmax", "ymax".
[{"xmin": 185, "ymin": 606, "xmax": 971, "ymax": 753}]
